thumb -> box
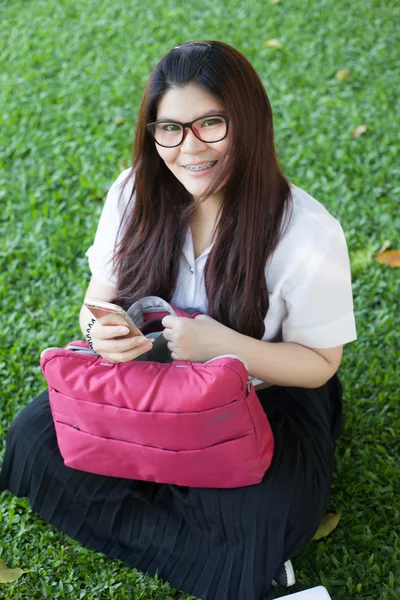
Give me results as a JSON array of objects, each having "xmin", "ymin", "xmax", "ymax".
[
  {"xmin": 194, "ymin": 314, "xmax": 212, "ymax": 322},
  {"xmin": 161, "ymin": 315, "xmax": 180, "ymax": 328}
]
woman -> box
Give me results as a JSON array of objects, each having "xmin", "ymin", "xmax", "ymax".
[{"xmin": 0, "ymin": 41, "xmax": 357, "ymax": 599}]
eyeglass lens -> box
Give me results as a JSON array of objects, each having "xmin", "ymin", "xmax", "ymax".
[{"xmin": 151, "ymin": 116, "xmax": 227, "ymax": 147}]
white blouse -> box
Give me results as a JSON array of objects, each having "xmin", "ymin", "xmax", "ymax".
[{"xmin": 86, "ymin": 169, "xmax": 357, "ymax": 385}]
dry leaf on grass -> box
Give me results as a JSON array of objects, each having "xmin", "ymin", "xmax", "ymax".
[
  {"xmin": 335, "ymin": 68, "xmax": 350, "ymax": 81},
  {"xmin": 312, "ymin": 512, "xmax": 341, "ymax": 540},
  {"xmin": 352, "ymin": 124, "xmax": 367, "ymax": 139},
  {"xmin": 265, "ymin": 39, "xmax": 283, "ymax": 49},
  {"xmin": 0, "ymin": 559, "xmax": 25, "ymax": 584},
  {"xmin": 377, "ymin": 240, "xmax": 391, "ymax": 254},
  {"xmin": 375, "ymin": 250, "xmax": 400, "ymax": 267}
]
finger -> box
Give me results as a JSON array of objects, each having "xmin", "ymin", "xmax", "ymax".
[
  {"xmin": 167, "ymin": 341, "xmax": 175, "ymax": 353},
  {"xmin": 103, "ymin": 341, "xmax": 154, "ymax": 363},
  {"xmin": 161, "ymin": 315, "xmax": 180, "ymax": 329},
  {"xmin": 95, "ymin": 335, "xmax": 152, "ymax": 354},
  {"xmin": 114, "ymin": 335, "xmax": 153, "ymax": 353},
  {"xmin": 162, "ymin": 329, "xmax": 173, "ymax": 342},
  {"xmin": 95, "ymin": 324, "xmax": 132, "ymax": 340},
  {"xmin": 194, "ymin": 314, "xmax": 209, "ymax": 321}
]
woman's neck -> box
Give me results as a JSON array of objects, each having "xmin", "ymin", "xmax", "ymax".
[
  {"xmin": 190, "ymin": 193, "xmax": 223, "ymax": 259},
  {"xmin": 191, "ymin": 192, "xmax": 223, "ymax": 227}
]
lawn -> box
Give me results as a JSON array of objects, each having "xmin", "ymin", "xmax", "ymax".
[{"xmin": 0, "ymin": 0, "xmax": 399, "ymax": 598}]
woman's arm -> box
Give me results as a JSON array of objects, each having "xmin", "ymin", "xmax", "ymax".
[
  {"xmin": 162, "ymin": 315, "xmax": 343, "ymax": 389},
  {"xmin": 79, "ymin": 274, "xmax": 343, "ymax": 386},
  {"xmin": 222, "ymin": 331, "xmax": 343, "ymax": 388}
]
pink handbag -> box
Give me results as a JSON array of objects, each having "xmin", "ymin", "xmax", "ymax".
[{"xmin": 40, "ymin": 297, "xmax": 274, "ymax": 488}]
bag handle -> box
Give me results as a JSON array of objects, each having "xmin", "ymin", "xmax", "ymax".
[
  {"xmin": 127, "ymin": 296, "xmax": 178, "ymax": 326},
  {"xmin": 127, "ymin": 296, "xmax": 202, "ymax": 327}
]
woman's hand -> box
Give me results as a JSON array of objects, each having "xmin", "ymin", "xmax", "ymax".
[
  {"xmin": 90, "ymin": 320, "xmax": 153, "ymax": 363},
  {"xmin": 161, "ymin": 314, "xmax": 237, "ymax": 362}
]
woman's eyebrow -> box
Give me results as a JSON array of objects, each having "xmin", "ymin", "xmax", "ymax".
[{"xmin": 155, "ymin": 109, "xmax": 224, "ymax": 122}]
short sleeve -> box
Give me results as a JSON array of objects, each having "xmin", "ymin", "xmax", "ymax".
[
  {"xmin": 85, "ymin": 169, "xmax": 133, "ymax": 287},
  {"xmin": 282, "ymin": 222, "xmax": 357, "ymax": 348}
]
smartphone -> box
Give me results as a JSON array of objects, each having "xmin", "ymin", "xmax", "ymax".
[{"xmin": 84, "ymin": 298, "xmax": 144, "ymax": 337}]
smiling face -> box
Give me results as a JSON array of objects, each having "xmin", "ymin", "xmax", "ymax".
[{"xmin": 154, "ymin": 84, "xmax": 230, "ymax": 201}]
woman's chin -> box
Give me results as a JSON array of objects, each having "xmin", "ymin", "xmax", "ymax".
[
  {"xmin": 182, "ymin": 178, "xmax": 226, "ymax": 201},
  {"xmin": 182, "ymin": 180, "xmax": 210, "ymax": 198}
]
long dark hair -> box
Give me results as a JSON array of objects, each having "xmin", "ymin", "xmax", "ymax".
[{"xmin": 112, "ymin": 41, "xmax": 291, "ymax": 339}]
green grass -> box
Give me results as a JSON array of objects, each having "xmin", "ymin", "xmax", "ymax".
[{"xmin": 1, "ymin": 0, "xmax": 399, "ymax": 598}]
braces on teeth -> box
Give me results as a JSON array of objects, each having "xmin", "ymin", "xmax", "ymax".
[{"xmin": 185, "ymin": 161, "xmax": 216, "ymax": 172}]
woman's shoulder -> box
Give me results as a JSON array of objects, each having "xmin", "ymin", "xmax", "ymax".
[
  {"xmin": 266, "ymin": 183, "xmax": 350, "ymax": 287},
  {"xmin": 287, "ymin": 183, "xmax": 341, "ymax": 235},
  {"xmin": 284, "ymin": 182, "xmax": 345, "ymax": 243}
]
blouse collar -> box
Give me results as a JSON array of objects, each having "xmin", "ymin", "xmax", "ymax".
[{"xmin": 183, "ymin": 227, "xmax": 214, "ymax": 264}]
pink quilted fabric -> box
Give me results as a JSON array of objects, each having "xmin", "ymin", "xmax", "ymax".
[{"xmin": 40, "ymin": 299, "xmax": 274, "ymax": 488}]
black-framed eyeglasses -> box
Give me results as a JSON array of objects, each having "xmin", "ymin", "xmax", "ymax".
[{"xmin": 146, "ymin": 114, "xmax": 229, "ymax": 148}]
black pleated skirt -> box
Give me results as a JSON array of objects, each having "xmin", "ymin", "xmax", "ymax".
[{"xmin": 0, "ymin": 376, "xmax": 343, "ymax": 600}]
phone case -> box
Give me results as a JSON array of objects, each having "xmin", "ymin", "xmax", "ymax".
[{"xmin": 84, "ymin": 300, "xmax": 143, "ymax": 336}]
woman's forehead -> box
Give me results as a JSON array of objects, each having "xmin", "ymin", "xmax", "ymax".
[{"xmin": 156, "ymin": 84, "xmax": 225, "ymax": 121}]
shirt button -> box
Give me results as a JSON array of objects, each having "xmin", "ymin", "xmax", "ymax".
[{"xmin": 189, "ymin": 265, "xmax": 194, "ymax": 274}]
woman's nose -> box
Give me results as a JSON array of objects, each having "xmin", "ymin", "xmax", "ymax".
[{"xmin": 181, "ymin": 127, "xmax": 208, "ymax": 152}]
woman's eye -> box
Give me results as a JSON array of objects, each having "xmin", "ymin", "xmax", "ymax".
[
  {"xmin": 162, "ymin": 123, "xmax": 180, "ymax": 132},
  {"xmin": 202, "ymin": 117, "xmax": 224, "ymax": 127}
]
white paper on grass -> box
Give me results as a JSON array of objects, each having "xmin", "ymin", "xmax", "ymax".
[{"xmin": 274, "ymin": 586, "xmax": 332, "ymax": 600}]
